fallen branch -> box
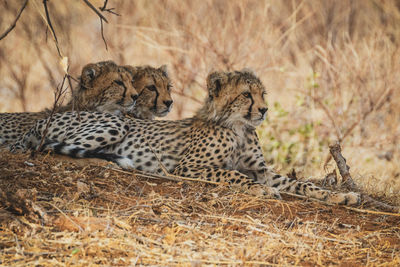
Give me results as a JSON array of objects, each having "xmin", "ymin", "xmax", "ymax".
[
  {"xmin": 329, "ymin": 142, "xmax": 399, "ymax": 213},
  {"xmin": 329, "ymin": 143, "xmax": 357, "ymax": 190},
  {"xmin": 0, "ymin": 0, "xmax": 29, "ymax": 41},
  {"xmin": 106, "ymin": 166, "xmax": 400, "ymax": 216},
  {"xmin": 104, "ymin": 166, "xmax": 220, "ymax": 185},
  {"xmin": 282, "ymin": 192, "xmax": 400, "ymax": 217}
]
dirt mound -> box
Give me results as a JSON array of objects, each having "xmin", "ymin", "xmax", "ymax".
[{"xmin": 1, "ymin": 151, "xmax": 399, "ymax": 265}]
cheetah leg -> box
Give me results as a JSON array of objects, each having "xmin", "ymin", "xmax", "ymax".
[
  {"xmin": 263, "ymin": 170, "xmax": 361, "ymax": 205},
  {"xmin": 173, "ymin": 165, "xmax": 281, "ymax": 199}
]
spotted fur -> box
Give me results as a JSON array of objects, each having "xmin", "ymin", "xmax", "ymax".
[
  {"xmin": 14, "ymin": 69, "xmax": 361, "ymax": 205},
  {"xmin": 0, "ymin": 61, "xmax": 137, "ymax": 145},
  {"xmin": 123, "ymin": 65, "xmax": 173, "ymax": 120}
]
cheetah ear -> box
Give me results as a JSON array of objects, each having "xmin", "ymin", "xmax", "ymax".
[
  {"xmin": 240, "ymin": 68, "xmax": 256, "ymax": 75},
  {"xmin": 83, "ymin": 66, "xmax": 96, "ymax": 79},
  {"xmin": 98, "ymin": 60, "xmax": 117, "ymax": 69},
  {"xmin": 81, "ymin": 64, "xmax": 99, "ymax": 89},
  {"xmin": 158, "ymin": 65, "xmax": 168, "ymax": 77},
  {"xmin": 123, "ymin": 65, "xmax": 138, "ymax": 77},
  {"xmin": 207, "ymin": 71, "xmax": 227, "ymax": 98}
]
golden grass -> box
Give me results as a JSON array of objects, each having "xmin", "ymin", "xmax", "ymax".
[
  {"xmin": 1, "ymin": 151, "xmax": 399, "ymax": 266},
  {"xmin": 1, "ymin": 0, "xmax": 399, "ymax": 201},
  {"xmin": 1, "ymin": 1, "xmax": 400, "ymax": 264}
]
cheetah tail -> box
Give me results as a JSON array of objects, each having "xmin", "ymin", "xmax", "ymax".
[{"xmin": 41, "ymin": 141, "xmax": 122, "ymax": 163}]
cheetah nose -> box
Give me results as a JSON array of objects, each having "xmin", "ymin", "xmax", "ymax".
[
  {"xmin": 131, "ymin": 94, "xmax": 138, "ymax": 102},
  {"xmin": 164, "ymin": 100, "xmax": 173, "ymax": 108},
  {"xmin": 259, "ymin": 107, "xmax": 268, "ymax": 116}
]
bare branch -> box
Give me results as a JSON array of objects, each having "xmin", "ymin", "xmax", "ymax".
[
  {"xmin": 0, "ymin": 0, "xmax": 29, "ymax": 41},
  {"xmin": 66, "ymin": 75, "xmax": 76, "ymax": 111},
  {"xmin": 100, "ymin": 0, "xmax": 108, "ymax": 11},
  {"xmin": 99, "ymin": 0, "xmax": 120, "ymax": 16},
  {"xmin": 323, "ymin": 87, "xmax": 394, "ymax": 169},
  {"xmin": 82, "ymin": 0, "xmax": 109, "ymax": 23},
  {"xmin": 37, "ymin": 75, "xmax": 69, "ymax": 152},
  {"xmin": 100, "ymin": 18, "xmax": 108, "ymax": 50},
  {"xmin": 81, "ymin": 0, "xmax": 121, "ymax": 50},
  {"xmin": 82, "ymin": 0, "xmax": 120, "ymax": 50},
  {"xmin": 97, "ymin": 0, "xmax": 122, "ymax": 50},
  {"xmin": 329, "ymin": 142, "xmax": 399, "ymax": 213},
  {"xmin": 42, "ymin": 0, "xmax": 62, "ymax": 57},
  {"xmin": 329, "ymin": 142, "xmax": 357, "ymax": 190}
]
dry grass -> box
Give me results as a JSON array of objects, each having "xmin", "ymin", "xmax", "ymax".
[
  {"xmin": 0, "ymin": 151, "xmax": 399, "ymax": 266},
  {"xmin": 1, "ymin": 1, "xmax": 399, "ymax": 202},
  {"xmin": 1, "ymin": 0, "xmax": 400, "ymax": 265}
]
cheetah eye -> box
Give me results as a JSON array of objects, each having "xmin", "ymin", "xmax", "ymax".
[
  {"xmin": 131, "ymin": 78, "xmax": 135, "ymax": 84},
  {"xmin": 262, "ymin": 92, "xmax": 267, "ymax": 99},
  {"xmin": 167, "ymin": 84, "xmax": 172, "ymax": 92},
  {"xmin": 147, "ymin": 85, "xmax": 157, "ymax": 92},
  {"xmin": 242, "ymin": 92, "xmax": 251, "ymax": 98},
  {"xmin": 115, "ymin": 80, "xmax": 124, "ymax": 86}
]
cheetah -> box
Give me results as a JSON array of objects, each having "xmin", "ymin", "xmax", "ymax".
[
  {"xmin": 0, "ymin": 60, "xmax": 138, "ymax": 145},
  {"xmin": 0, "ymin": 62, "xmax": 174, "ymax": 145},
  {"xmin": 14, "ymin": 69, "xmax": 361, "ymax": 205},
  {"xmin": 123, "ymin": 65, "xmax": 173, "ymax": 120}
]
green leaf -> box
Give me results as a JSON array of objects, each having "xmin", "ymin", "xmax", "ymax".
[{"xmin": 71, "ymin": 248, "xmax": 80, "ymax": 255}]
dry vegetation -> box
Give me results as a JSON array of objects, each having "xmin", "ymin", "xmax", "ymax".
[
  {"xmin": 1, "ymin": 0, "xmax": 400, "ymax": 265},
  {"xmin": 1, "ymin": 152, "xmax": 399, "ymax": 266}
]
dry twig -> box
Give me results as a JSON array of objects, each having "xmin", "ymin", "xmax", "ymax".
[
  {"xmin": 37, "ymin": 75, "xmax": 69, "ymax": 151},
  {"xmin": 99, "ymin": 0, "xmax": 120, "ymax": 16},
  {"xmin": 42, "ymin": 0, "xmax": 62, "ymax": 57},
  {"xmin": 0, "ymin": 0, "xmax": 28, "ymax": 41},
  {"xmin": 329, "ymin": 142, "xmax": 399, "ymax": 213},
  {"xmin": 105, "ymin": 166, "xmax": 220, "ymax": 185},
  {"xmin": 82, "ymin": 0, "xmax": 120, "ymax": 50},
  {"xmin": 323, "ymin": 87, "xmax": 394, "ymax": 169},
  {"xmin": 282, "ymin": 191, "xmax": 400, "ymax": 217},
  {"xmin": 329, "ymin": 142, "xmax": 357, "ymax": 190},
  {"xmin": 82, "ymin": 0, "xmax": 109, "ymax": 23}
]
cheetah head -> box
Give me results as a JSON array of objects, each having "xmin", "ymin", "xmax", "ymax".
[
  {"xmin": 123, "ymin": 65, "xmax": 173, "ymax": 120},
  {"xmin": 201, "ymin": 69, "xmax": 268, "ymax": 129},
  {"xmin": 76, "ymin": 60, "xmax": 139, "ymax": 116}
]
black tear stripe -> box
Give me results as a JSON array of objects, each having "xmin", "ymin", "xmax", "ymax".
[
  {"xmin": 152, "ymin": 75, "xmax": 159, "ymax": 110},
  {"xmin": 246, "ymin": 94, "xmax": 254, "ymax": 119},
  {"xmin": 117, "ymin": 79, "xmax": 128, "ymax": 104},
  {"xmin": 215, "ymin": 79, "xmax": 221, "ymax": 97}
]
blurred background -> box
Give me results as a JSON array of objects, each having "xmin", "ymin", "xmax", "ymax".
[{"xmin": 0, "ymin": 0, "xmax": 399, "ymax": 202}]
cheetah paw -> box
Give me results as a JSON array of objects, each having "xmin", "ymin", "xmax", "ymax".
[
  {"xmin": 248, "ymin": 185, "xmax": 281, "ymax": 199},
  {"xmin": 264, "ymin": 186, "xmax": 282, "ymax": 199},
  {"xmin": 328, "ymin": 192, "xmax": 361, "ymax": 206}
]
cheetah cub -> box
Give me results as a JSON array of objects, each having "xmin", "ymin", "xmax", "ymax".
[
  {"xmin": 123, "ymin": 65, "xmax": 173, "ymax": 120},
  {"xmin": 0, "ymin": 60, "xmax": 138, "ymax": 145},
  {"xmin": 15, "ymin": 69, "xmax": 361, "ymax": 205},
  {"xmin": 1, "ymin": 62, "xmax": 174, "ymax": 146}
]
